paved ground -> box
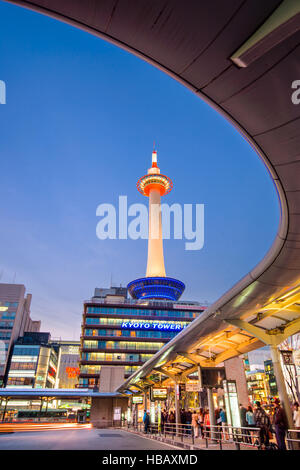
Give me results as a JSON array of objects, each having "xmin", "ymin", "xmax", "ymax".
[{"xmin": 0, "ymin": 428, "xmax": 180, "ymax": 450}]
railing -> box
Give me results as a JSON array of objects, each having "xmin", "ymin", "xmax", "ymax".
[
  {"xmin": 201, "ymin": 424, "xmax": 261, "ymax": 450},
  {"xmin": 125, "ymin": 421, "xmax": 263, "ymax": 450},
  {"xmin": 287, "ymin": 429, "xmax": 300, "ymax": 450}
]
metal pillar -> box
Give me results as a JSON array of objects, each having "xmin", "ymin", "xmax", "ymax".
[
  {"xmin": 174, "ymin": 382, "xmax": 180, "ymax": 435},
  {"xmin": 38, "ymin": 398, "xmax": 44, "ymax": 422},
  {"xmin": 270, "ymin": 345, "xmax": 294, "ymax": 430},
  {"xmin": 207, "ymin": 387, "xmax": 216, "ymax": 440},
  {"xmin": 197, "ymin": 365, "xmax": 203, "ymax": 408},
  {"xmin": 144, "ymin": 390, "xmax": 148, "ymax": 411}
]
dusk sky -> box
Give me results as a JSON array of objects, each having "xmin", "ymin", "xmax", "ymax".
[{"xmin": 0, "ymin": 1, "xmax": 279, "ymax": 339}]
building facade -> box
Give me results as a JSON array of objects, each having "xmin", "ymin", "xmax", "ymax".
[
  {"xmin": 6, "ymin": 332, "xmax": 58, "ymax": 389},
  {"xmin": 54, "ymin": 340, "xmax": 80, "ymax": 389},
  {"xmin": 79, "ymin": 288, "xmax": 205, "ymax": 388},
  {"xmin": 0, "ymin": 283, "xmax": 40, "ymax": 385}
]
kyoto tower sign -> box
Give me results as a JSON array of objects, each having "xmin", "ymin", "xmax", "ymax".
[{"xmin": 127, "ymin": 150, "xmax": 185, "ymax": 301}]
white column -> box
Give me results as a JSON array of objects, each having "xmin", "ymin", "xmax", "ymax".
[{"xmin": 146, "ymin": 189, "xmax": 166, "ymax": 277}]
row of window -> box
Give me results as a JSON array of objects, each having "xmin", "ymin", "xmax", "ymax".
[
  {"xmin": 10, "ymin": 361, "xmax": 37, "ymax": 370},
  {"xmin": 7, "ymin": 377, "xmax": 34, "ymax": 386},
  {"xmin": 13, "ymin": 346, "xmax": 40, "ymax": 356},
  {"xmin": 0, "ymin": 314, "xmax": 16, "ymax": 320},
  {"xmin": 84, "ymin": 328, "xmax": 177, "ymax": 339},
  {"xmin": 0, "ymin": 302, "xmax": 18, "ymax": 307},
  {"xmin": 0, "ymin": 322, "xmax": 13, "ymax": 329},
  {"xmin": 81, "ymin": 352, "xmax": 152, "ymax": 362},
  {"xmin": 0, "ymin": 332, "xmax": 11, "ymax": 340},
  {"xmin": 86, "ymin": 306, "xmax": 196, "ymax": 319},
  {"xmin": 82, "ymin": 340, "xmax": 164, "ymax": 351},
  {"xmin": 80, "ymin": 365, "xmax": 139, "ymax": 375},
  {"xmin": 85, "ymin": 317, "xmax": 189, "ymax": 327}
]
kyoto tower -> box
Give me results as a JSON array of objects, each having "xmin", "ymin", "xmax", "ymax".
[{"xmin": 127, "ymin": 150, "xmax": 185, "ymax": 301}]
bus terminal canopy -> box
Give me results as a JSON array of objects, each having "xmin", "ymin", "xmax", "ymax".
[{"xmin": 5, "ymin": 0, "xmax": 300, "ymax": 391}]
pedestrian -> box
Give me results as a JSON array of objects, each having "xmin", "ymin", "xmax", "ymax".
[
  {"xmin": 293, "ymin": 402, "xmax": 300, "ymax": 428},
  {"xmin": 168, "ymin": 410, "xmax": 175, "ymax": 435},
  {"xmin": 239, "ymin": 403, "xmax": 249, "ymax": 443},
  {"xmin": 180, "ymin": 408, "xmax": 186, "ymax": 435},
  {"xmin": 144, "ymin": 411, "xmax": 150, "ymax": 434},
  {"xmin": 161, "ymin": 409, "xmax": 167, "ymax": 433},
  {"xmin": 254, "ymin": 401, "xmax": 270, "ymax": 449},
  {"xmin": 186, "ymin": 409, "xmax": 192, "ymax": 435},
  {"xmin": 203, "ymin": 409, "xmax": 210, "ymax": 439},
  {"xmin": 273, "ymin": 398, "xmax": 288, "ymax": 450},
  {"xmin": 246, "ymin": 405, "xmax": 255, "ymax": 444},
  {"xmin": 219, "ymin": 408, "xmax": 227, "ymax": 440},
  {"xmin": 293, "ymin": 402, "xmax": 300, "ymax": 449},
  {"xmin": 198, "ymin": 408, "xmax": 204, "ymax": 438},
  {"xmin": 191, "ymin": 409, "xmax": 199, "ymax": 438}
]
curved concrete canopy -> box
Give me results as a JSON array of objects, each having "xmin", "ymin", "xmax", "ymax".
[{"xmin": 5, "ymin": 1, "xmax": 300, "ymax": 386}]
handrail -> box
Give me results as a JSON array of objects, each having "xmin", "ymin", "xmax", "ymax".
[{"xmin": 125, "ymin": 421, "xmax": 263, "ymax": 449}]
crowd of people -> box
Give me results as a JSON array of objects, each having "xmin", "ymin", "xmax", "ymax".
[{"xmin": 142, "ymin": 399, "xmax": 300, "ymax": 450}]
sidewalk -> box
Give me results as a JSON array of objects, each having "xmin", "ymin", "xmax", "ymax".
[{"xmin": 123, "ymin": 427, "xmax": 257, "ymax": 450}]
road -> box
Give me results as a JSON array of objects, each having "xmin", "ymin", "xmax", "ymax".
[{"xmin": 0, "ymin": 427, "xmax": 180, "ymax": 450}]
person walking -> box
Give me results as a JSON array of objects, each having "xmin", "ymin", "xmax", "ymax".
[
  {"xmin": 168, "ymin": 410, "xmax": 175, "ymax": 435},
  {"xmin": 198, "ymin": 408, "xmax": 204, "ymax": 438},
  {"xmin": 144, "ymin": 411, "xmax": 150, "ymax": 434},
  {"xmin": 203, "ymin": 409, "xmax": 210, "ymax": 439},
  {"xmin": 293, "ymin": 402, "xmax": 300, "ymax": 428},
  {"xmin": 192, "ymin": 410, "xmax": 199, "ymax": 438},
  {"xmin": 273, "ymin": 398, "xmax": 288, "ymax": 450},
  {"xmin": 239, "ymin": 403, "xmax": 249, "ymax": 442},
  {"xmin": 293, "ymin": 402, "xmax": 300, "ymax": 449},
  {"xmin": 254, "ymin": 401, "xmax": 271, "ymax": 449},
  {"xmin": 246, "ymin": 405, "xmax": 255, "ymax": 444},
  {"xmin": 186, "ymin": 409, "xmax": 192, "ymax": 435},
  {"xmin": 180, "ymin": 409, "xmax": 187, "ymax": 435},
  {"xmin": 219, "ymin": 408, "xmax": 227, "ymax": 440}
]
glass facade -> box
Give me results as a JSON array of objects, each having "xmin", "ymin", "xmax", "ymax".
[
  {"xmin": 79, "ymin": 299, "xmax": 203, "ymax": 388},
  {"xmin": 7, "ymin": 343, "xmax": 58, "ymax": 389}
]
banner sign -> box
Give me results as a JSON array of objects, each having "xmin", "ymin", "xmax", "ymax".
[
  {"xmin": 280, "ymin": 350, "xmax": 294, "ymax": 365},
  {"xmin": 186, "ymin": 382, "xmax": 201, "ymax": 392},
  {"xmin": 132, "ymin": 396, "xmax": 144, "ymax": 404},
  {"xmin": 151, "ymin": 388, "xmax": 168, "ymax": 400},
  {"xmin": 121, "ymin": 321, "xmax": 186, "ymax": 331}
]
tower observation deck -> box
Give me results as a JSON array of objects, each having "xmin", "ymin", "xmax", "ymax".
[{"xmin": 127, "ymin": 150, "xmax": 185, "ymax": 301}]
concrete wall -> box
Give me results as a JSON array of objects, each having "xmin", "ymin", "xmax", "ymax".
[
  {"xmin": 90, "ymin": 396, "xmax": 128, "ymax": 428},
  {"xmin": 225, "ymin": 356, "xmax": 249, "ymax": 406},
  {"xmin": 98, "ymin": 366, "xmax": 125, "ymax": 393}
]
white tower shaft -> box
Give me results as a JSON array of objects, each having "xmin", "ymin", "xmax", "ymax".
[{"xmin": 146, "ymin": 188, "xmax": 166, "ymax": 277}]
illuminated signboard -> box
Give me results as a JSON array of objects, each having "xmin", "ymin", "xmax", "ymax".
[
  {"xmin": 121, "ymin": 321, "xmax": 186, "ymax": 331},
  {"xmin": 132, "ymin": 396, "xmax": 144, "ymax": 404},
  {"xmin": 66, "ymin": 367, "xmax": 80, "ymax": 378},
  {"xmin": 151, "ymin": 388, "xmax": 168, "ymax": 400}
]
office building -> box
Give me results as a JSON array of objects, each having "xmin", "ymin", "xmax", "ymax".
[
  {"xmin": 264, "ymin": 359, "xmax": 278, "ymax": 397},
  {"xmin": 0, "ymin": 283, "xmax": 40, "ymax": 385},
  {"xmin": 6, "ymin": 332, "xmax": 58, "ymax": 388},
  {"xmin": 79, "ymin": 287, "xmax": 205, "ymax": 388},
  {"xmin": 54, "ymin": 340, "xmax": 80, "ymax": 389}
]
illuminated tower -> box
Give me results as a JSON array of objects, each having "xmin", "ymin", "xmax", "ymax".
[{"xmin": 127, "ymin": 150, "xmax": 185, "ymax": 301}]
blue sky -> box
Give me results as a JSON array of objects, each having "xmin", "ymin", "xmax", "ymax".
[{"xmin": 0, "ymin": 1, "xmax": 279, "ymax": 339}]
